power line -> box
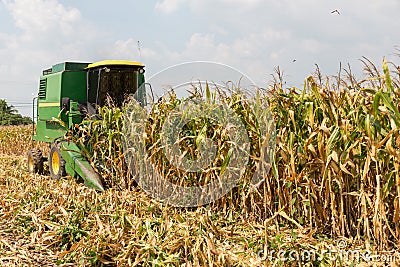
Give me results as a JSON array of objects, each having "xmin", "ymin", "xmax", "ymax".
[
  {"xmin": 0, "ymin": 78, "xmax": 36, "ymax": 82},
  {"xmin": 11, "ymin": 105, "xmax": 33, "ymax": 108},
  {"xmin": 0, "ymin": 99, "xmax": 32, "ymax": 102}
]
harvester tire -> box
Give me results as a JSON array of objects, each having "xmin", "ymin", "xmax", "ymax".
[
  {"xmin": 27, "ymin": 148, "xmax": 44, "ymax": 174},
  {"xmin": 49, "ymin": 143, "xmax": 66, "ymax": 179}
]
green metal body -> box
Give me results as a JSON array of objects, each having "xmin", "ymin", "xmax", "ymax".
[
  {"xmin": 32, "ymin": 61, "xmax": 146, "ymax": 191},
  {"xmin": 33, "ymin": 63, "xmax": 88, "ymax": 142}
]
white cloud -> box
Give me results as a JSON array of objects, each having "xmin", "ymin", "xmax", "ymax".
[
  {"xmin": 155, "ymin": 0, "xmax": 185, "ymax": 14},
  {"xmin": 175, "ymin": 28, "xmax": 291, "ymax": 63},
  {"xmin": 105, "ymin": 38, "xmax": 157, "ymax": 62},
  {"xmin": 0, "ymin": 0, "xmax": 99, "ymax": 115},
  {"xmin": 155, "ymin": 0, "xmax": 264, "ymax": 14},
  {"xmin": 111, "ymin": 39, "xmax": 140, "ymax": 59},
  {"xmin": 0, "ymin": 0, "xmax": 100, "ymax": 72},
  {"xmin": 143, "ymin": 28, "xmax": 293, "ymax": 85},
  {"xmin": 217, "ymin": 0, "xmax": 262, "ymax": 8},
  {"xmin": 3, "ymin": 0, "xmax": 81, "ymax": 36}
]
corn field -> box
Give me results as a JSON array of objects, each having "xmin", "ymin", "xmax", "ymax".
[{"xmin": 1, "ymin": 58, "xmax": 400, "ymax": 266}]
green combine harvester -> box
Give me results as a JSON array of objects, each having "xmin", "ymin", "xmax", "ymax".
[{"xmin": 27, "ymin": 60, "xmax": 146, "ymax": 192}]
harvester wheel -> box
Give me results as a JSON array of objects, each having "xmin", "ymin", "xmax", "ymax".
[
  {"xmin": 27, "ymin": 148, "xmax": 44, "ymax": 174},
  {"xmin": 49, "ymin": 143, "xmax": 66, "ymax": 179}
]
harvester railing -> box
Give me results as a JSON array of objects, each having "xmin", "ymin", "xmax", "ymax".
[{"xmin": 32, "ymin": 96, "xmax": 38, "ymax": 136}]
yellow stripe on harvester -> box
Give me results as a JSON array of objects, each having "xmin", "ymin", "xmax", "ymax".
[
  {"xmin": 86, "ymin": 60, "xmax": 143, "ymax": 69},
  {"xmin": 38, "ymin": 102, "xmax": 60, "ymax": 107}
]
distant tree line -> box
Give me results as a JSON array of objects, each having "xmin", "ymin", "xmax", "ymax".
[{"xmin": 0, "ymin": 99, "xmax": 32, "ymax": 125}]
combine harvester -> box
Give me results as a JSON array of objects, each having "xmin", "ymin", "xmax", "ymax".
[{"xmin": 27, "ymin": 60, "xmax": 147, "ymax": 192}]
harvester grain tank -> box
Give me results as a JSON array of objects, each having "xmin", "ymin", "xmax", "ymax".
[{"xmin": 27, "ymin": 60, "xmax": 146, "ymax": 191}]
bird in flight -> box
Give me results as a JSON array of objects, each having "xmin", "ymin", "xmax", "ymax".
[{"xmin": 331, "ymin": 9, "xmax": 340, "ymax": 15}]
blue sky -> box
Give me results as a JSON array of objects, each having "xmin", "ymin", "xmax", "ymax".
[{"xmin": 1, "ymin": 0, "xmax": 400, "ymax": 116}]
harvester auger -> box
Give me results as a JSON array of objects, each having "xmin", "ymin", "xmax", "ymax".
[{"xmin": 27, "ymin": 60, "xmax": 147, "ymax": 191}]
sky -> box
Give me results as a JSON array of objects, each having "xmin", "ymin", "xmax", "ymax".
[{"xmin": 0, "ymin": 0, "xmax": 400, "ymax": 116}]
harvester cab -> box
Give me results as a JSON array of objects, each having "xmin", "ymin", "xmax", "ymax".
[{"xmin": 27, "ymin": 60, "xmax": 146, "ymax": 191}]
